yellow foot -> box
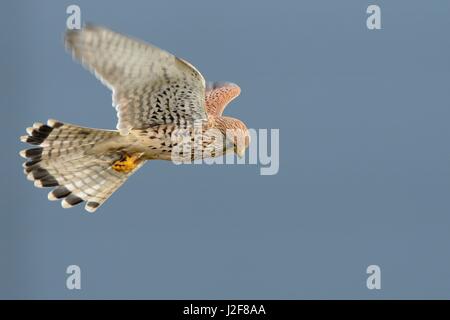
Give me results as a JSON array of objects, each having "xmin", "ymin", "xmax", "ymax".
[{"xmin": 112, "ymin": 153, "xmax": 141, "ymax": 173}]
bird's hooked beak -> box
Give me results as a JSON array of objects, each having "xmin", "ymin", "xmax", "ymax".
[
  {"xmin": 233, "ymin": 133, "xmax": 250, "ymax": 158},
  {"xmin": 234, "ymin": 145, "xmax": 246, "ymax": 158}
]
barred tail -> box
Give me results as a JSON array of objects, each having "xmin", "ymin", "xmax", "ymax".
[{"xmin": 20, "ymin": 119, "xmax": 145, "ymax": 212}]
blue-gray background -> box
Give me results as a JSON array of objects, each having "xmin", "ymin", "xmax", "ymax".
[{"xmin": 1, "ymin": 0, "xmax": 449, "ymax": 299}]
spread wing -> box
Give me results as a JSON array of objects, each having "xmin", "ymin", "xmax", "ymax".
[
  {"xmin": 205, "ymin": 82, "xmax": 241, "ymax": 116},
  {"xmin": 65, "ymin": 25, "xmax": 207, "ymax": 135}
]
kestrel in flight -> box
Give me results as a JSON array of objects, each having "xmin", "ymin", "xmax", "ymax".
[{"xmin": 20, "ymin": 25, "xmax": 249, "ymax": 212}]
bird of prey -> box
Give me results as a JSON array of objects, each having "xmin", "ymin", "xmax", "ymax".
[{"xmin": 20, "ymin": 25, "xmax": 249, "ymax": 212}]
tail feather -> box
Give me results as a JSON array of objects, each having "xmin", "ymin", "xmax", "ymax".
[{"xmin": 20, "ymin": 120, "xmax": 145, "ymax": 212}]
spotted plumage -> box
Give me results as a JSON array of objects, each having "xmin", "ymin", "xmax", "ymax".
[{"xmin": 20, "ymin": 25, "xmax": 250, "ymax": 212}]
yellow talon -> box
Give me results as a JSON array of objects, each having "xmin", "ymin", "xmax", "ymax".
[{"xmin": 112, "ymin": 153, "xmax": 141, "ymax": 173}]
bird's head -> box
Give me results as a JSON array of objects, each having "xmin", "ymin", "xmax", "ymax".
[{"xmin": 214, "ymin": 116, "xmax": 250, "ymax": 158}]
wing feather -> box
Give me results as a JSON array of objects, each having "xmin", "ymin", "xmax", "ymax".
[
  {"xmin": 65, "ymin": 25, "xmax": 207, "ymax": 134},
  {"xmin": 205, "ymin": 82, "xmax": 241, "ymax": 116}
]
